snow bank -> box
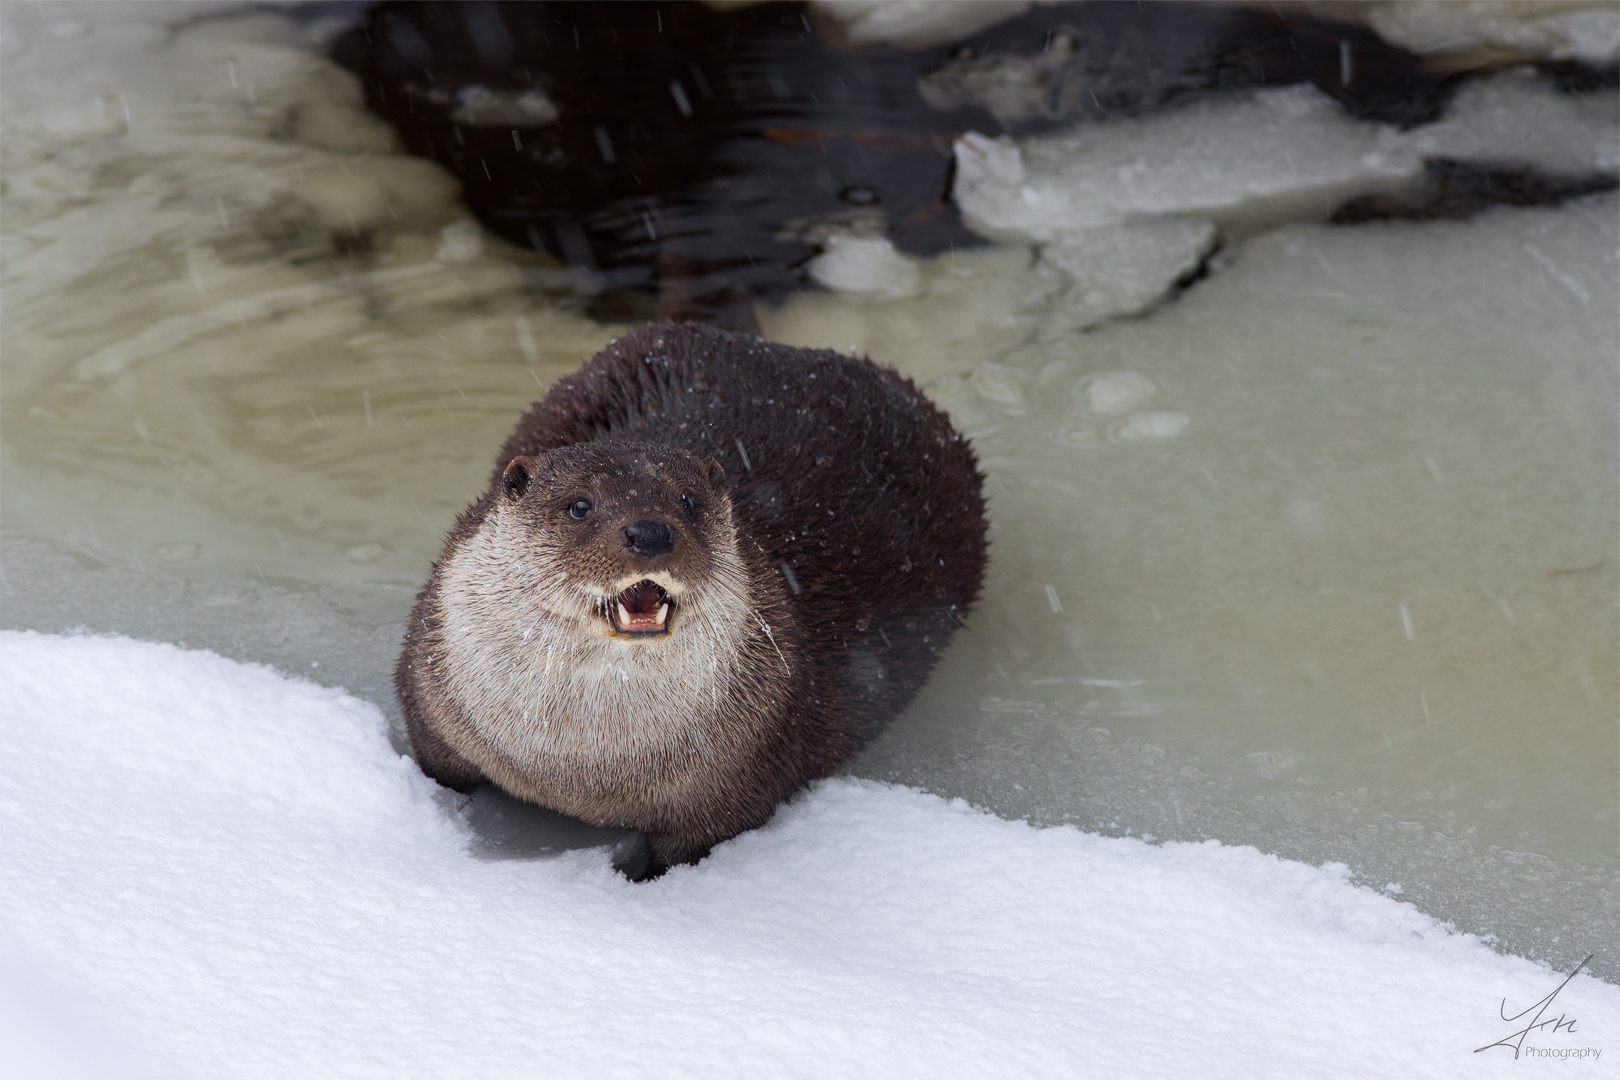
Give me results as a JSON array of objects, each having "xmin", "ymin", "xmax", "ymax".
[{"xmin": 2, "ymin": 631, "xmax": 1613, "ymax": 1078}]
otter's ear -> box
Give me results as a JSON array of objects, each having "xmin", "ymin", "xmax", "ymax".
[
  {"xmin": 502, "ymin": 456, "xmax": 536, "ymax": 499},
  {"xmin": 700, "ymin": 457, "xmax": 726, "ymax": 485}
]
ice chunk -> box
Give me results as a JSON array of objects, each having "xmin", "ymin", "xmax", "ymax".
[
  {"xmin": 436, "ymin": 219, "xmax": 485, "ymax": 263},
  {"xmin": 955, "ymin": 87, "xmax": 1423, "ymax": 239},
  {"xmin": 1410, "ymin": 66, "xmax": 1620, "ymax": 174},
  {"xmin": 812, "ymin": 0, "xmax": 1029, "ymax": 49},
  {"xmin": 1038, "ymin": 218, "xmax": 1217, "ymax": 330},
  {"xmin": 1355, "ymin": 0, "xmax": 1620, "ymax": 65},
  {"xmin": 761, "ymin": 244, "xmax": 1053, "ymax": 381},
  {"xmin": 806, "ymin": 234, "xmax": 924, "ymax": 298}
]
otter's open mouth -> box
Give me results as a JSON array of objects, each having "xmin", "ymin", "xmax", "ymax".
[{"xmin": 607, "ymin": 579, "xmax": 672, "ymax": 636}]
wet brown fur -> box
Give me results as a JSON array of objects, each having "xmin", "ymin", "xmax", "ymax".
[{"xmin": 397, "ymin": 323, "xmax": 987, "ymax": 875}]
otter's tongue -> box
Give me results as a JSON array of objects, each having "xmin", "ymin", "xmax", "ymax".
[{"xmin": 615, "ymin": 580, "xmax": 669, "ymax": 633}]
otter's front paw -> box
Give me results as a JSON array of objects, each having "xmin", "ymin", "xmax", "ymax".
[{"xmin": 611, "ymin": 832, "xmax": 661, "ymax": 882}]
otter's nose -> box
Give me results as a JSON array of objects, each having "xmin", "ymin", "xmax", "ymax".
[{"xmin": 621, "ymin": 520, "xmax": 675, "ymax": 558}]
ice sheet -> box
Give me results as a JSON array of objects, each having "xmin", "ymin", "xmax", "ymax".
[{"xmin": 761, "ymin": 193, "xmax": 1620, "ymax": 979}]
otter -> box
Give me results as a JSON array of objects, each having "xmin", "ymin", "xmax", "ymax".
[{"xmin": 396, "ymin": 322, "xmax": 987, "ymax": 877}]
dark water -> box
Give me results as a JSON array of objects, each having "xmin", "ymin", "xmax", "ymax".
[{"xmin": 330, "ymin": 0, "xmax": 1481, "ymax": 322}]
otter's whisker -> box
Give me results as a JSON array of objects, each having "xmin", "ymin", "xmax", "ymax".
[{"xmin": 756, "ymin": 613, "xmax": 790, "ymax": 675}]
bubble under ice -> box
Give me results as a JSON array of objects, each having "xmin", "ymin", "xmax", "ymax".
[{"xmin": 1080, "ymin": 371, "xmax": 1158, "ymax": 418}]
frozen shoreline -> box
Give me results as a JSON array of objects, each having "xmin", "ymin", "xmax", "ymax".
[{"xmin": 3, "ymin": 631, "xmax": 1615, "ymax": 1077}]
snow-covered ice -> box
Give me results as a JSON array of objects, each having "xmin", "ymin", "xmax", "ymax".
[
  {"xmin": 952, "ymin": 69, "xmax": 1619, "ymax": 332},
  {"xmin": 955, "ymin": 86, "xmax": 1420, "ymax": 239},
  {"xmin": 1344, "ymin": 0, "xmax": 1620, "ymax": 66},
  {"xmin": 3, "ymin": 631, "xmax": 1616, "ymax": 1078},
  {"xmin": 1412, "ymin": 66, "xmax": 1620, "ymax": 174}
]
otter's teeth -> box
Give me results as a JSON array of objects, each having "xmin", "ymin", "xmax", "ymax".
[{"xmin": 612, "ymin": 591, "xmax": 671, "ymax": 633}]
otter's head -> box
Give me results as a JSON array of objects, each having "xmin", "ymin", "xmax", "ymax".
[
  {"xmin": 487, "ymin": 442, "xmax": 737, "ymax": 642},
  {"xmin": 434, "ymin": 440, "xmax": 786, "ymax": 779}
]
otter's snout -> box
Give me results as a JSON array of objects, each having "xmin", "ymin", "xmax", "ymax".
[{"xmin": 621, "ymin": 520, "xmax": 675, "ymax": 558}]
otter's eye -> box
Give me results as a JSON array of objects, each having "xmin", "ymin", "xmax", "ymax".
[
  {"xmin": 679, "ymin": 494, "xmax": 697, "ymax": 521},
  {"xmin": 568, "ymin": 498, "xmax": 592, "ymax": 520}
]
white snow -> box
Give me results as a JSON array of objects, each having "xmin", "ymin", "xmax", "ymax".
[{"xmin": 3, "ymin": 630, "xmax": 1615, "ymax": 1078}]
